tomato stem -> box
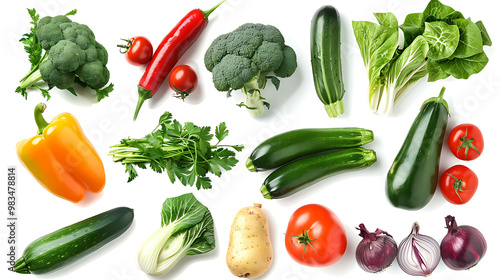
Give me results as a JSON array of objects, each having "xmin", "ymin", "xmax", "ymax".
[
  {"xmin": 446, "ymin": 173, "xmax": 468, "ymax": 202},
  {"xmin": 457, "ymin": 128, "xmax": 481, "ymax": 160},
  {"xmin": 285, "ymin": 229, "xmax": 317, "ymax": 261}
]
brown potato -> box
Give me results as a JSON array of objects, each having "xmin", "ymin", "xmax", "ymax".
[{"xmin": 226, "ymin": 203, "xmax": 273, "ymax": 278}]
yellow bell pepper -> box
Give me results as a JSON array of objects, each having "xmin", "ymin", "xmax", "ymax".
[{"xmin": 16, "ymin": 103, "xmax": 106, "ymax": 203}]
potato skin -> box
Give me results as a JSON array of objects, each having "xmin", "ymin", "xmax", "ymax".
[{"xmin": 226, "ymin": 203, "xmax": 273, "ymax": 278}]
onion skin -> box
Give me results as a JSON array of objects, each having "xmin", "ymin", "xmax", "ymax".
[
  {"xmin": 355, "ymin": 224, "xmax": 398, "ymax": 273},
  {"xmin": 397, "ymin": 222, "xmax": 440, "ymax": 276},
  {"xmin": 441, "ymin": 215, "xmax": 487, "ymax": 270}
]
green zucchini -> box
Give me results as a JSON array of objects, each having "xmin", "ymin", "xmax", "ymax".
[
  {"xmin": 261, "ymin": 147, "xmax": 377, "ymax": 199},
  {"xmin": 311, "ymin": 5, "xmax": 345, "ymax": 118},
  {"xmin": 246, "ymin": 127, "xmax": 373, "ymax": 172},
  {"xmin": 386, "ymin": 88, "xmax": 449, "ymax": 210},
  {"xmin": 14, "ymin": 207, "xmax": 134, "ymax": 274}
]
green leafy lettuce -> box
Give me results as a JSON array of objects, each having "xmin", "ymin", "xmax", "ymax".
[{"xmin": 352, "ymin": 0, "xmax": 492, "ymax": 115}]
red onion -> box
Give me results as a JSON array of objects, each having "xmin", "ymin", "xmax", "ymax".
[
  {"xmin": 355, "ymin": 224, "xmax": 398, "ymax": 273},
  {"xmin": 397, "ymin": 222, "xmax": 440, "ymax": 276},
  {"xmin": 440, "ymin": 215, "xmax": 487, "ymax": 270}
]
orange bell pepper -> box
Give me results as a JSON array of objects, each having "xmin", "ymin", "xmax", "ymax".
[{"xmin": 16, "ymin": 103, "xmax": 105, "ymax": 203}]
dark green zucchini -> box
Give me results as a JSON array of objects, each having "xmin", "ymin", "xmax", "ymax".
[
  {"xmin": 14, "ymin": 207, "xmax": 134, "ymax": 274},
  {"xmin": 261, "ymin": 147, "xmax": 377, "ymax": 199},
  {"xmin": 386, "ymin": 87, "xmax": 449, "ymax": 210},
  {"xmin": 311, "ymin": 5, "xmax": 345, "ymax": 117},
  {"xmin": 246, "ymin": 127, "xmax": 373, "ymax": 172}
]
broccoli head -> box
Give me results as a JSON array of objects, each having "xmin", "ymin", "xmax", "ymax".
[
  {"xmin": 204, "ymin": 23, "xmax": 297, "ymax": 117},
  {"xmin": 17, "ymin": 9, "xmax": 113, "ymax": 102}
]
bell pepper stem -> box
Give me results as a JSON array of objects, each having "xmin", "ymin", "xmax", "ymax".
[{"xmin": 34, "ymin": 103, "xmax": 49, "ymax": 135}]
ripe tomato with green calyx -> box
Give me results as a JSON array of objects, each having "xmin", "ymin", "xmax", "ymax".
[{"xmin": 285, "ymin": 204, "xmax": 346, "ymax": 267}]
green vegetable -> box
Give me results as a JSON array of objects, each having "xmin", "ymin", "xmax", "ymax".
[
  {"xmin": 261, "ymin": 147, "xmax": 377, "ymax": 199},
  {"xmin": 311, "ymin": 5, "xmax": 345, "ymax": 118},
  {"xmin": 204, "ymin": 23, "xmax": 297, "ymax": 117},
  {"xmin": 16, "ymin": 9, "xmax": 113, "ymax": 101},
  {"xmin": 246, "ymin": 128, "xmax": 373, "ymax": 172},
  {"xmin": 14, "ymin": 207, "xmax": 134, "ymax": 274},
  {"xmin": 352, "ymin": 0, "xmax": 492, "ymax": 115},
  {"xmin": 109, "ymin": 111, "xmax": 244, "ymax": 189},
  {"xmin": 386, "ymin": 88, "xmax": 449, "ymax": 210},
  {"xmin": 137, "ymin": 193, "xmax": 214, "ymax": 276}
]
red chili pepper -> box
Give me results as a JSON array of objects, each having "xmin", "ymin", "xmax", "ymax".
[{"xmin": 133, "ymin": 1, "xmax": 225, "ymax": 120}]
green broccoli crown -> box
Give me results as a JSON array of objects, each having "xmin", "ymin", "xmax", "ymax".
[
  {"xmin": 204, "ymin": 23, "xmax": 297, "ymax": 91},
  {"xmin": 34, "ymin": 15, "xmax": 110, "ymax": 90}
]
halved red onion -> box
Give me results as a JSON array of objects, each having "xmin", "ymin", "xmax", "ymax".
[{"xmin": 397, "ymin": 222, "xmax": 440, "ymax": 276}]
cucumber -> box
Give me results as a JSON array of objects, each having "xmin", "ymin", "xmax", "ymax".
[
  {"xmin": 14, "ymin": 207, "xmax": 134, "ymax": 274},
  {"xmin": 260, "ymin": 147, "xmax": 377, "ymax": 199},
  {"xmin": 246, "ymin": 127, "xmax": 373, "ymax": 172},
  {"xmin": 386, "ymin": 88, "xmax": 449, "ymax": 210},
  {"xmin": 311, "ymin": 5, "xmax": 345, "ymax": 118}
]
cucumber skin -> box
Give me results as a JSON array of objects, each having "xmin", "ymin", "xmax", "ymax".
[
  {"xmin": 386, "ymin": 101, "xmax": 448, "ymax": 210},
  {"xmin": 14, "ymin": 207, "xmax": 134, "ymax": 274},
  {"xmin": 247, "ymin": 128, "xmax": 373, "ymax": 172},
  {"xmin": 261, "ymin": 148, "xmax": 377, "ymax": 199},
  {"xmin": 311, "ymin": 5, "xmax": 345, "ymax": 117}
]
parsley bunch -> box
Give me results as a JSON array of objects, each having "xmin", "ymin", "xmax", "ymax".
[{"xmin": 109, "ymin": 112, "xmax": 244, "ymax": 189}]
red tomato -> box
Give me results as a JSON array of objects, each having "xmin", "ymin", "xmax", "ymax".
[
  {"xmin": 119, "ymin": 36, "xmax": 153, "ymax": 66},
  {"xmin": 285, "ymin": 204, "xmax": 346, "ymax": 267},
  {"xmin": 448, "ymin": 124, "xmax": 484, "ymax": 161},
  {"xmin": 168, "ymin": 65, "xmax": 198, "ymax": 100},
  {"xmin": 439, "ymin": 165, "xmax": 478, "ymax": 204}
]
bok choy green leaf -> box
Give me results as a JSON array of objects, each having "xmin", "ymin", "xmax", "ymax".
[{"xmin": 137, "ymin": 193, "xmax": 215, "ymax": 276}]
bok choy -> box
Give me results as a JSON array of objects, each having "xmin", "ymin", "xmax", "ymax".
[
  {"xmin": 352, "ymin": 0, "xmax": 492, "ymax": 115},
  {"xmin": 137, "ymin": 193, "xmax": 215, "ymax": 276}
]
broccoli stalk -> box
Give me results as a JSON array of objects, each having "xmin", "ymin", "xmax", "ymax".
[
  {"xmin": 15, "ymin": 8, "xmax": 113, "ymax": 101},
  {"xmin": 204, "ymin": 23, "xmax": 297, "ymax": 117}
]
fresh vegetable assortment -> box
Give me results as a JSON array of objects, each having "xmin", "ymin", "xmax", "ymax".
[
  {"xmin": 17, "ymin": 103, "xmax": 106, "ymax": 203},
  {"xmin": 10, "ymin": 0, "xmax": 494, "ymax": 278},
  {"xmin": 133, "ymin": 1, "xmax": 225, "ymax": 120},
  {"xmin": 16, "ymin": 9, "xmax": 114, "ymax": 101}
]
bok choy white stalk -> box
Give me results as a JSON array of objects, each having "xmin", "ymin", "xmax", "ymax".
[{"xmin": 137, "ymin": 193, "xmax": 215, "ymax": 276}]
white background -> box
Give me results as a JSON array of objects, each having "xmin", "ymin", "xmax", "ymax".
[{"xmin": 1, "ymin": 0, "xmax": 499, "ymax": 279}]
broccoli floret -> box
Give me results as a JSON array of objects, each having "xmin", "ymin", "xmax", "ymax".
[
  {"xmin": 204, "ymin": 23, "xmax": 297, "ymax": 117},
  {"xmin": 16, "ymin": 9, "xmax": 113, "ymax": 102},
  {"xmin": 40, "ymin": 60, "xmax": 75, "ymax": 89},
  {"xmin": 274, "ymin": 45, "xmax": 297, "ymax": 78},
  {"xmin": 48, "ymin": 40, "xmax": 86, "ymax": 73}
]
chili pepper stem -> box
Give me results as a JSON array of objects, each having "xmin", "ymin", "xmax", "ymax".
[
  {"xmin": 133, "ymin": 87, "xmax": 153, "ymax": 121},
  {"xmin": 201, "ymin": 0, "xmax": 226, "ymax": 20},
  {"xmin": 34, "ymin": 103, "xmax": 50, "ymax": 135}
]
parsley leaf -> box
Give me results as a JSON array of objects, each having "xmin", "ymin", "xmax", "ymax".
[{"xmin": 109, "ymin": 112, "xmax": 244, "ymax": 189}]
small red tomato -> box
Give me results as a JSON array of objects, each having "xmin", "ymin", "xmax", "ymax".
[
  {"xmin": 118, "ymin": 36, "xmax": 153, "ymax": 66},
  {"xmin": 168, "ymin": 65, "xmax": 198, "ymax": 100},
  {"xmin": 448, "ymin": 124, "xmax": 484, "ymax": 161},
  {"xmin": 439, "ymin": 165, "xmax": 478, "ymax": 204},
  {"xmin": 285, "ymin": 204, "xmax": 346, "ymax": 267}
]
